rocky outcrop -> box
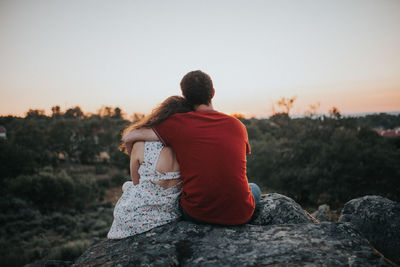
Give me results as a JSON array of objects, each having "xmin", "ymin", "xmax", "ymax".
[
  {"xmin": 311, "ymin": 204, "xmax": 330, "ymax": 221},
  {"xmin": 249, "ymin": 193, "xmax": 312, "ymax": 225},
  {"xmin": 339, "ymin": 195, "xmax": 400, "ymax": 265},
  {"xmin": 74, "ymin": 193, "xmax": 393, "ymax": 266},
  {"xmin": 75, "ymin": 221, "xmax": 389, "ymax": 266}
]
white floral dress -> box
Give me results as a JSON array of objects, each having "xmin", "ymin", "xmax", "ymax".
[{"xmin": 107, "ymin": 141, "xmax": 182, "ymax": 239}]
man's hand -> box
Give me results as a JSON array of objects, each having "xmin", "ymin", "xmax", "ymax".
[{"xmin": 126, "ymin": 141, "xmax": 134, "ymax": 156}]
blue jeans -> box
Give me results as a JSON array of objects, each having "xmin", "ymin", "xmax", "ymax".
[
  {"xmin": 180, "ymin": 182, "xmax": 261, "ymax": 224},
  {"xmin": 249, "ymin": 183, "xmax": 261, "ymax": 206}
]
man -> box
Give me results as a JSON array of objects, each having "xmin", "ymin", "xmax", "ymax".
[{"xmin": 123, "ymin": 70, "xmax": 260, "ymax": 225}]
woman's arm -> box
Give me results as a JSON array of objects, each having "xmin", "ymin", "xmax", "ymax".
[{"xmin": 129, "ymin": 142, "xmax": 144, "ymax": 185}]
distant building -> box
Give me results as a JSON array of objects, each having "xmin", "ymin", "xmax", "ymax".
[
  {"xmin": 0, "ymin": 125, "xmax": 6, "ymax": 139},
  {"xmin": 376, "ymin": 127, "xmax": 400, "ymax": 137}
]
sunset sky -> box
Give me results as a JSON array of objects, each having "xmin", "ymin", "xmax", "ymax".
[{"xmin": 1, "ymin": 0, "xmax": 399, "ymax": 118}]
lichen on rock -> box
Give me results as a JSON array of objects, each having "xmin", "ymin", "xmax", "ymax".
[
  {"xmin": 250, "ymin": 193, "xmax": 312, "ymax": 225},
  {"xmin": 74, "ymin": 221, "xmax": 389, "ymax": 266},
  {"xmin": 73, "ymin": 194, "xmax": 393, "ymax": 266},
  {"xmin": 339, "ymin": 195, "xmax": 400, "ymax": 265}
]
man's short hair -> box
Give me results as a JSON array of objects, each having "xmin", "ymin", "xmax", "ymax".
[{"xmin": 180, "ymin": 70, "xmax": 215, "ymax": 106}]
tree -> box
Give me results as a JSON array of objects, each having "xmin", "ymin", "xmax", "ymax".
[
  {"xmin": 112, "ymin": 107, "xmax": 123, "ymax": 119},
  {"xmin": 275, "ymin": 96, "xmax": 297, "ymax": 115},
  {"xmin": 51, "ymin": 106, "xmax": 62, "ymax": 118},
  {"xmin": 25, "ymin": 109, "xmax": 46, "ymax": 119},
  {"xmin": 48, "ymin": 119, "xmax": 75, "ymax": 158},
  {"xmin": 64, "ymin": 106, "xmax": 84, "ymax": 119},
  {"xmin": 328, "ymin": 107, "xmax": 341, "ymax": 119},
  {"xmin": 305, "ymin": 102, "xmax": 320, "ymax": 117},
  {"xmin": 97, "ymin": 106, "xmax": 113, "ymax": 118}
]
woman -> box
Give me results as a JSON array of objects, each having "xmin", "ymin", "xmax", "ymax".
[{"xmin": 107, "ymin": 96, "xmax": 193, "ymax": 239}]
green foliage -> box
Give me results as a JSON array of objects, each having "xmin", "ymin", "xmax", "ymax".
[
  {"xmin": 46, "ymin": 240, "xmax": 91, "ymax": 261},
  {"xmin": 95, "ymin": 164, "xmax": 108, "ymax": 174},
  {"xmin": 0, "ymin": 109, "xmax": 129, "ymax": 166},
  {"xmin": 64, "ymin": 106, "xmax": 85, "ymax": 119},
  {"xmin": 0, "ymin": 199, "xmax": 113, "ymax": 266},
  {"xmin": 0, "ymin": 139, "xmax": 37, "ymax": 180},
  {"xmin": 110, "ymin": 149, "xmax": 130, "ymax": 171},
  {"xmin": 7, "ymin": 169, "xmax": 101, "ymax": 212},
  {"xmin": 357, "ymin": 113, "xmax": 400, "ymax": 129},
  {"xmin": 0, "ymin": 109, "xmax": 131, "ymax": 266},
  {"xmin": 245, "ymin": 115, "xmax": 400, "ymax": 207},
  {"xmin": 111, "ymin": 172, "xmax": 129, "ymax": 186}
]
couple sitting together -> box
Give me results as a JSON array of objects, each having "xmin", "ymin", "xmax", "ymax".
[{"xmin": 108, "ymin": 70, "xmax": 261, "ymax": 239}]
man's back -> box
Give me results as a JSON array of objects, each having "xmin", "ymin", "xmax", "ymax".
[{"xmin": 154, "ymin": 110, "xmax": 255, "ymax": 225}]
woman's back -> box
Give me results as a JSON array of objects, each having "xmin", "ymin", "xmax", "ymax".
[{"xmin": 131, "ymin": 141, "xmax": 180, "ymax": 189}]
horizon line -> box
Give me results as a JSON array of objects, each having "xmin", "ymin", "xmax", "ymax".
[{"xmin": 1, "ymin": 108, "xmax": 399, "ymax": 120}]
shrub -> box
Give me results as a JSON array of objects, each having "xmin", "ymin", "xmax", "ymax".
[
  {"xmin": 94, "ymin": 164, "xmax": 107, "ymax": 174},
  {"xmin": 7, "ymin": 170, "xmax": 102, "ymax": 212},
  {"xmin": 46, "ymin": 239, "xmax": 91, "ymax": 261},
  {"xmin": 8, "ymin": 171, "xmax": 74, "ymax": 211},
  {"xmin": 111, "ymin": 172, "xmax": 129, "ymax": 186},
  {"xmin": 0, "ymin": 139, "xmax": 37, "ymax": 181}
]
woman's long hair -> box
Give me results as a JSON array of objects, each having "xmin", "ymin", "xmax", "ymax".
[{"xmin": 119, "ymin": 96, "xmax": 193, "ymax": 152}]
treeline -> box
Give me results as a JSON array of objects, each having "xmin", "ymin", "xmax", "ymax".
[
  {"xmin": 356, "ymin": 112, "xmax": 400, "ymax": 129},
  {"xmin": 0, "ymin": 106, "xmax": 134, "ymax": 179},
  {"xmin": 242, "ymin": 112, "xmax": 400, "ymax": 207},
  {"xmin": 1, "ymin": 106, "xmax": 399, "ymax": 208}
]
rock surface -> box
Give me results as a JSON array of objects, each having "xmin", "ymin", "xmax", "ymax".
[
  {"xmin": 74, "ymin": 194, "xmax": 391, "ymax": 266},
  {"xmin": 74, "ymin": 221, "xmax": 388, "ymax": 266},
  {"xmin": 311, "ymin": 204, "xmax": 330, "ymax": 221},
  {"xmin": 249, "ymin": 193, "xmax": 312, "ymax": 225},
  {"xmin": 339, "ymin": 195, "xmax": 400, "ymax": 265}
]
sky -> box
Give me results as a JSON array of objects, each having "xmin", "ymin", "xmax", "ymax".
[{"xmin": 0, "ymin": 0, "xmax": 399, "ymax": 118}]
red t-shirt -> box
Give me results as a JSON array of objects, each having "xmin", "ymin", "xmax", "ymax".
[{"xmin": 153, "ymin": 110, "xmax": 255, "ymax": 225}]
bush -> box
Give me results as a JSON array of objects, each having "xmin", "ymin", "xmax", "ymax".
[
  {"xmin": 7, "ymin": 170, "xmax": 102, "ymax": 212},
  {"xmin": 71, "ymin": 174, "xmax": 102, "ymax": 211},
  {"xmin": 46, "ymin": 240, "xmax": 91, "ymax": 261},
  {"xmin": 94, "ymin": 164, "xmax": 107, "ymax": 174},
  {"xmin": 111, "ymin": 172, "xmax": 129, "ymax": 186},
  {"xmin": 8, "ymin": 171, "xmax": 74, "ymax": 211},
  {"xmin": 0, "ymin": 243, "xmax": 37, "ymax": 267},
  {"xmin": 110, "ymin": 149, "xmax": 130, "ymax": 171},
  {"xmin": 0, "ymin": 139, "xmax": 37, "ymax": 181}
]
